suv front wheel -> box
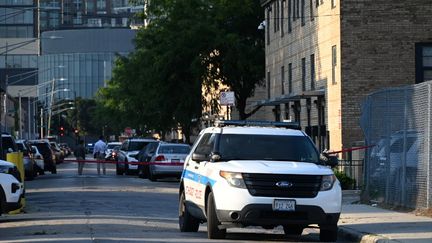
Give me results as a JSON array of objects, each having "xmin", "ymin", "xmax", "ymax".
[
  {"xmin": 206, "ymin": 192, "xmax": 226, "ymax": 239},
  {"xmin": 319, "ymin": 225, "xmax": 338, "ymax": 242},
  {"xmin": 179, "ymin": 191, "xmax": 200, "ymax": 232}
]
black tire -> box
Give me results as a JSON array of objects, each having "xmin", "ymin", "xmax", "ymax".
[
  {"xmin": 319, "ymin": 225, "xmax": 338, "ymax": 242},
  {"xmin": 206, "ymin": 192, "xmax": 226, "ymax": 239},
  {"xmin": 283, "ymin": 225, "xmax": 304, "ymax": 236},
  {"xmin": 138, "ymin": 166, "xmax": 144, "ymax": 178},
  {"xmin": 179, "ymin": 191, "xmax": 200, "ymax": 232},
  {"xmin": 25, "ymin": 171, "xmax": 34, "ymax": 181},
  {"xmin": 141, "ymin": 166, "xmax": 149, "ymax": 179},
  {"xmin": 116, "ymin": 163, "xmax": 124, "ymax": 175},
  {"xmin": 148, "ymin": 167, "xmax": 157, "ymax": 181}
]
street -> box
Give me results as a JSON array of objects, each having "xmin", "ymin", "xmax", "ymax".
[{"xmin": 0, "ymin": 158, "xmax": 341, "ymax": 243}]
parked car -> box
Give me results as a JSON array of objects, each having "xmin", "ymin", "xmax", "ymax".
[
  {"xmin": 86, "ymin": 143, "xmax": 94, "ymax": 154},
  {"xmin": 15, "ymin": 140, "xmax": 36, "ymax": 180},
  {"xmin": 1, "ymin": 133, "xmax": 18, "ymax": 161},
  {"xmin": 105, "ymin": 142, "xmax": 122, "ymax": 159},
  {"xmin": 146, "ymin": 143, "xmax": 190, "ymax": 181},
  {"xmin": 179, "ymin": 121, "xmax": 340, "ymax": 241},
  {"xmin": 137, "ymin": 141, "xmax": 160, "ymax": 178},
  {"xmin": 0, "ymin": 160, "xmax": 24, "ymax": 216},
  {"xmin": 50, "ymin": 142, "xmax": 65, "ymax": 164},
  {"xmin": 105, "ymin": 145, "xmax": 121, "ymax": 162},
  {"xmin": 59, "ymin": 143, "xmax": 72, "ymax": 156},
  {"xmin": 28, "ymin": 140, "xmax": 56, "ymax": 174},
  {"xmin": 116, "ymin": 138, "xmax": 157, "ymax": 175},
  {"xmin": 31, "ymin": 145, "xmax": 45, "ymax": 175}
]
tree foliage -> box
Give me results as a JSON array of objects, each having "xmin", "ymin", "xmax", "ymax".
[{"xmin": 97, "ymin": 0, "xmax": 264, "ymax": 141}]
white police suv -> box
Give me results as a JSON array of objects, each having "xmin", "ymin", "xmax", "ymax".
[
  {"xmin": 0, "ymin": 160, "xmax": 24, "ymax": 216},
  {"xmin": 179, "ymin": 121, "xmax": 341, "ymax": 241}
]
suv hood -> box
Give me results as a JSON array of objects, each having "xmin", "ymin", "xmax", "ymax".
[
  {"xmin": 0, "ymin": 160, "xmax": 14, "ymax": 167},
  {"xmin": 218, "ymin": 160, "xmax": 333, "ymax": 175}
]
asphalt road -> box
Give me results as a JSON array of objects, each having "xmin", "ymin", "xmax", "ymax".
[{"xmin": 0, "ymin": 158, "xmax": 341, "ymax": 243}]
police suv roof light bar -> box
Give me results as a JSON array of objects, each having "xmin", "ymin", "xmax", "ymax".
[{"xmin": 214, "ymin": 120, "xmax": 301, "ymax": 130}]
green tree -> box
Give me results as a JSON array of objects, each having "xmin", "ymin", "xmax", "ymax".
[
  {"xmin": 209, "ymin": 0, "xmax": 265, "ymax": 120},
  {"xmin": 97, "ymin": 0, "xmax": 264, "ymax": 141}
]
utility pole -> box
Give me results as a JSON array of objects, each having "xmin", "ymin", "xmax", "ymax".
[
  {"xmin": 18, "ymin": 91, "xmax": 22, "ymax": 139},
  {"xmin": 40, "ymin": 107, "xmax": 44, "ymax": 138},
  {"xmin": 47, "ymin": 78, "xmax": 55, "ymax": 136}
]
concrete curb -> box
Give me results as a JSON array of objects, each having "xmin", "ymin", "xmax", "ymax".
[{"xmin": 338, "ymin": 226, "xmax": 398, "ymax": 243}]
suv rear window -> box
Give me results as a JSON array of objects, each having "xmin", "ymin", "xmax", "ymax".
[
  {"xmin": 128, "ymin": 141, "xmax": 153, "ymax": 151},
  {"xmin": 159, "ymin": 145, "xmax": 190, "ymax": 154},
  {"xmin": 217, "ymin": 134, "xmax": 319, "ymax": 163}
]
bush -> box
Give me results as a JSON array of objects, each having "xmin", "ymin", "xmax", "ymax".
[{"xmin": 334, "ymin": 170, "xmax": 356, "ymax": 190}]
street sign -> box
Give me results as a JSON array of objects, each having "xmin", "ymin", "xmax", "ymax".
[{"xmin": 220, "ymin": 91, "xmax": 235, "ymax": 106}]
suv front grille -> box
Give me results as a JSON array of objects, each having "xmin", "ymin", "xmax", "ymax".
[{"xmin": 242, "ymin": 173, "xmax": 322, "ymax": 198}]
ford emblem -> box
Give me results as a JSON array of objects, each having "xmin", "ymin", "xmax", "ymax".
[{"xmin": 276, "ymin": 181, "xmax": 293, "ymax": 188}]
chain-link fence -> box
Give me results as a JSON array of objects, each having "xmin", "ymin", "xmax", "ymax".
[{"xmin": 361, "ymin": 81, "xmax": 431, "ymax": 209}]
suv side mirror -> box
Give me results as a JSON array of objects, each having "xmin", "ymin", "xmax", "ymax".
[
  {"xmin": 321, "ymin": 153, "xmax": 338, "ymax": 168},
  {"xmin": 192, "ymin": 152, "xmax": 207, "ymax": 162}
]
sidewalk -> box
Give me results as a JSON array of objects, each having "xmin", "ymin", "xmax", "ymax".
[{"xmin": 338, "ymin": 190, "xmax": 432, "ymax": 243}]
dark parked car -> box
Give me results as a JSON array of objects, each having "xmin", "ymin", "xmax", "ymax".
[
  {"xmin": 86, "ymin": 143, "xmax": 94, "ymax": 154},
  {"xmin": 28, "ymin": 140, "xmax": 57, "ymax": 174},
  {"xmin": 16, "ymin": 140, "xmax": 37, "ymax": 180},
  {"xmin": 137, "ymin": 141, "xmax": 160, "ymax": 178},
  {"xmin": 1, "ymin": 133, "xmax": 18, "ymax": 161},
  {"xmin": 116, "ymin": 138, "xmax": 157, "ymax": 175}
]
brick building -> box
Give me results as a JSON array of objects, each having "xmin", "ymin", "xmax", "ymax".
[{"xmin": 251, "ymin": 0, "xmax": 432, "ymax": 153}]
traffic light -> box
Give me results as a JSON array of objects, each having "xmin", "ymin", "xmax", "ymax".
[{"xmin": 58, "ymin": 126, "xmax": 65, "ymax": 136}]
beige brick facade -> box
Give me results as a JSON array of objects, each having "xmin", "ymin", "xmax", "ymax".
[{"xmin": 250, "ymin": 0, "xmax": 432, "ymax": 153}]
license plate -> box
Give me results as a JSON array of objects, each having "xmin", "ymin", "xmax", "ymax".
[
  {"xmin": 171, "ymin": 159, "xmax": 180, "ymax": 162},
  {"xmin": 273, "ymin": 199, "xmax": 296, "ymax": 211}
]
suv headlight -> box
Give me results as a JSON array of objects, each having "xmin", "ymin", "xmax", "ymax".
[
  {"xmin": 320, "ymin": 174, "xmax": 337, "ymax": 191},
  {"xmin": 220, "ymin": 171, "xmax": 246, "ymax": 189}
]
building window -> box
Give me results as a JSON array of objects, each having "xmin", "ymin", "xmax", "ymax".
[
  {"xmin": 267, "ymin": 8, "xmax": 270, "ymax": 45},
  {"xmin": 316, "ymin": 0, "xmax": 320, "ymax": 7},
  {"xmin": 288, "ymin": 63, "xmax": 292, "ymax": 93},
  {"xmin": 331, "ymin": 0, "xmax": 337, "ymax": 9},
  {"xmin": 267, "ymin": 71, "xmax": 271, "ymax": 99},
  {"xmin": 415, "ymin": 43, "xmax": 432, "ymax": 83},
  {"xmin": 288, "ymin": 0, "xmax": 292, "ymax": 32},
  {"xmin": 301, "ymin": 0, "xmax": 305, "ymax": 26},
  {"xmin": 311, "ymin": 54, "xmax": 315, "ymax": 90},
  {"xmin": 301, "ymin": 58, "xmax": 306, "ymax": 91},
  {"xmin": 296, "ymin": 0, "xmax": 300, "ymax": 20},
  {"xmin": 310, "ymin": 0, "xmax": 314, "ymax": 21},
  {"xmin": 281, "ymin": 0, "xmax": 285, "ymax": 37},
  {"xmin": 332, "ymin": 45, "xmax": 337, "ymax": 84},
  {"xmin": 97, "ymin": 0, "xmax": 106, "ymax": 10},
  {"xmin": 281, "ymin": 66, "xmax": 285, "ymax": 95}
]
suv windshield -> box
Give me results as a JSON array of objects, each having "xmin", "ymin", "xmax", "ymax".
[{"xmin": 218, "ymin": 134, "xmax": 319, "ymax": 163}]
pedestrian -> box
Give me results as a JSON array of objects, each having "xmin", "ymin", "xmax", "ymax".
[
  {"xmin": 74, "ymin": 140, "xmax": 86, "ymax": 175},
  {"xmin": 93, "ymin": 135, "xmax": 107, "ymax": 175}
]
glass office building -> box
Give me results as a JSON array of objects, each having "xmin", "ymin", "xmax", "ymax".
[{"xmin": 38, "ymin": 28, "xmax": 136, "ymax": 104}]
